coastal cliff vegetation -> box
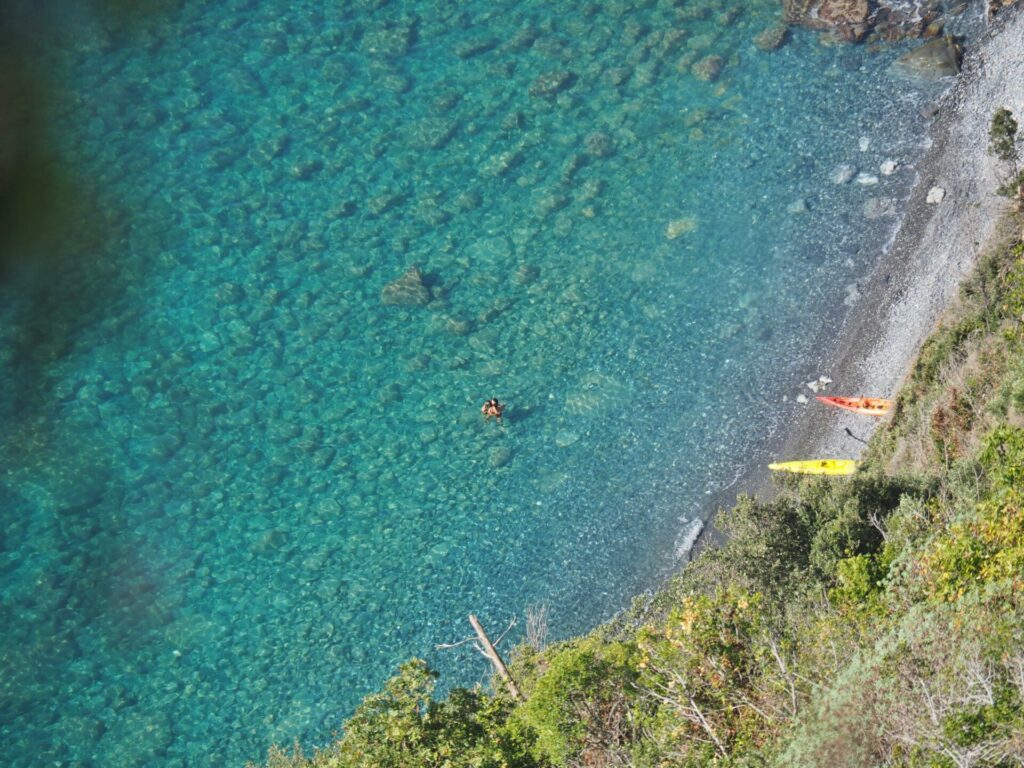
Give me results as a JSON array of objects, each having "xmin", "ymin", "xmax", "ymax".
[{"xmin": 255, "ymin": 192, "xmax": 1024, "ymax": 767}]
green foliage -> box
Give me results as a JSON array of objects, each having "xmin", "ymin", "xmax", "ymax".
[
  {"xmin": 830, "ymin": 553, "xmax": 886, "ymax": 609},
  {"xmin": 689, "ymin": 472, "xmax": 912, "ymax": 611},
  {"xmin": 996, "ymin": 167, "xmax": 1024, "ymax": 199},
  {"xmin": 915, "ymin": 428, "xmax": 1024, "ymax": 602},
  {"xmin": 637, "ymin": 589, "xmax": 778, "ymax": 764},
  {"xmin": 254, "ymin": 660, "xmax": 539, "ymax": 768},
  {"xmin": 686, "ymin": 494, "xmax": 814, "ymax": 606},
  {"xmin": 515, "ymin": 637, "xmax": 642, "ymax": 766},
  {"xmin": 989, "ymin": 107, "xmax": 1020, "ymax": 167}
]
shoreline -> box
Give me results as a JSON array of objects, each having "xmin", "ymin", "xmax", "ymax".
[{"xmin": 692, "ymin": 3, "xmax": 1024, "ymax": 555}]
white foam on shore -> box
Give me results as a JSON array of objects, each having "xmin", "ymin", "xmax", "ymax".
[{"xmin": 673, "ymin": 517, "xmax": 705, "ymax": 563}]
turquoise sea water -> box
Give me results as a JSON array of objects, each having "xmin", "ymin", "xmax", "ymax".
[{"xmin": 0, "ymin": 1, "xmax": 971, "ymax": 765}]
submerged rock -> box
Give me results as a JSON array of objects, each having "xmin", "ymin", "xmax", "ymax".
[
  {"xmin": 863, "ymin": 197, "xmax": 897, "ymax": 219},
  {"xmin": 584, "ymin": 131, "xmax": 614, "ymax": 157},
  {"xmin": 514, "ymin": 264, "xmax": 539, "ymax": 286},
  {"xmin": 691, "ymin": 54, "xmax": 725, "ymax": 82},
  {"xmin": 529, "ymin": 71, "xmax": 577, "ymax": 97},
  {"xmin": 665, "ymin": 217, "xmax": 698, "ymax": 240},
  {"xmin": 880, "ymin": 159, "xmax": 900, "ymax": 175},
  {"xmin": 454, "ymin": 37, "xmax": 498, "ymax": 59},
  {"xmin": 892, "ymin": 36, "xmax": 962, "ymax": 80},
  {"xmin": 754, "ymin": 25, "xmax": 790, "ymax": 51},
  {"xmin": 831, "ymin": 164, "xmax": 857, "ymax": 184},
  {"xmin": 489, "ymin": 446, "xmax": 512, "ymax": 468},
  {"xmin": 787, "ymin": 198, "xmax": 810, "ymax": 214},
  {"xmin": 381, "ymin": 265, "xmax": 431, "ymax": 306},
  {"xmin": 554, "ymin": 430, "xmax": 580, "ymax": 448}
]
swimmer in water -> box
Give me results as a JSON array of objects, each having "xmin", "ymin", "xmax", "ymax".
[{"xmin": 481, "ymin": 398, "xmax": 504, "ymax": 421}]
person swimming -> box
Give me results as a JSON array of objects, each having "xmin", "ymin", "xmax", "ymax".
[{"xmin": 481, "ymin": 398, "xmax": 504, "ymax": 420}]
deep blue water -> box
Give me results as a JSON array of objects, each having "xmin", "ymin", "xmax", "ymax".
[{"xmin": 0, "ymin": 1, "xmax": 969, "ymax": 765}]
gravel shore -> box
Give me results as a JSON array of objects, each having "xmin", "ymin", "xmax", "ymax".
[{"xmin": 695, "ymin": 4, "xmax": 1024, "ymax": 552}]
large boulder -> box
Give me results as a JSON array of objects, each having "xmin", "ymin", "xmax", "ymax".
[
  {"xmin": 783, "ymin": 0, "xmax": 871, "ymax": 42},
  {"xmin": 891, "ymin": 36, "xmax": 962, "ymax": 80}
]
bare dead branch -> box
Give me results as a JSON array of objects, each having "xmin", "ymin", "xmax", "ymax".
[
  {"xmin": 491, "ymin": 615, "xmax": 517, "ymax": 648},
  {"xmin": 434, "ymin": 635, "xmax": 477, "ymax": 651}
]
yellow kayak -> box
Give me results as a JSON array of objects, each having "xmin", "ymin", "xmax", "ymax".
[{"xmin": 768, "ymin": 459, "xmax": 857, "ymax": 476}]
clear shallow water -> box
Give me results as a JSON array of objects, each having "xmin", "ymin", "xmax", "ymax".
[{"xmin": 0, "ymin": 1, "xmax": 969, "ymax": 765}]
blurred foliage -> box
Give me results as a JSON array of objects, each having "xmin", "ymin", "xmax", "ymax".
[
  {"xmin": 0, "ymin": 0, "xmax": 182, "ymax": 423},
  {"xmin": 256, "ymin": 659, "xmax": 539, "ymax": 768}
]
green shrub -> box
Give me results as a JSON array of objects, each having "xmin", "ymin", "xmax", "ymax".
[
  {"xmin": 257, "ymin": 660, "xmax": 540, "ymax": 768},
  {"xmin": 685, "ymin": 495, "xmax": 814, "ymax": 607},
  {"xmin": 989, "ymin": 107, "xmax": 1020, "ymax": 170},
  {"xmin": 914, "ymin": 428, "xmax": 1024, "ymax": 603},
  {"xmin": 515, "ymin": 637, "xmax": 642, "ymax": 766},
  {"xmin": 637, "ymin": 590, "xmax": 781, "ymax": 765}
]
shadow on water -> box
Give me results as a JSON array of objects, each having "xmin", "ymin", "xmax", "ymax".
[
  {"xmin": 0, "ymin": 4, "xmax": 183, "ymax": 752},
  {"xmin": 0, "ymin": 0, "xmax": 181, "ymax": 429}
]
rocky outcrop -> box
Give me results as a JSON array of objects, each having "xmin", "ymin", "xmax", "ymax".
[
  {"xmin": 989, "ymin": 0, "xmax": 1021, "ymax": 20},
  {"xmin": 781, "ymin": 0, "xmax": 978, "ymax": 43},
  {"xmin": 783, "ymin": 0, "xmax": 871, "ymax": 42}
]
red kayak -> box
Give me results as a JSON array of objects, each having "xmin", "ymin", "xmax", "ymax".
[{"xmin": 816, "ymin": 396, "xmax": 892, "ymax": 416}]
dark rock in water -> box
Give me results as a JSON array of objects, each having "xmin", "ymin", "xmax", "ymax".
[
  {"xmin": 529, "ymin": 71, "xmax": 577, "ymax": 97},
  {"xmin": 289, "ymin": 159, "xmax": 323, "ymax": 180},
  {"xmin": 717, "ymin": 7, "xmax": 743, "ymax": 26},
  {"xmin": 754, "ymin": 25, "xmax": 789, "ymax": 51},
  {"xmin": 584, "ymin": 131, "xmax": 614, "ymax": 157},
  {"xmin": 454, "ymin": 37, "xmax": 498, "ymax": 59},
  {"xmin": 330, "ymin": 200, "xmax": 358, "ymax": 218},
  {"xmin": 514, "ymin": 264, "xmax": 539, "ymax": 285},
  {"xmin": 381, "ymin": 265, "xmax": 431, "ymax": 306},
  {"xmin": 489, "ymin": 446, "xmax": 512, "ymax": 469},
  {"xmin": 892, "ymin": 37, "xmax": 962, "ymax": 80},
  {"xmin": 783, "ymin": 0, "xmax": 871, "ymax": 42},
  {"xmin": 367, "ymin": 191, "xmax": 405, "ymax": 216},
  {"xmin": 691, "ymin": 55, "xmax": 724, "ymax": 82},
  {"xmin": 604, "ymin": 65, "xmax": 632, "ymax": 87},
  {"xmin": 504, "ymin": 23, "xmax": 539, "ymax": 53},
  {"xmin": 431, "ymin": 87, "xmax": 461, "ymax": 113},
  {"xmin": 411, "ymin": 117, "xmax": 459, "ymax": 150}
]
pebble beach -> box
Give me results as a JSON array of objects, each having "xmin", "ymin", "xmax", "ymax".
[{"xmin": 769, "ymin": 2, "xmax": 1024, "ymax": 484}]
